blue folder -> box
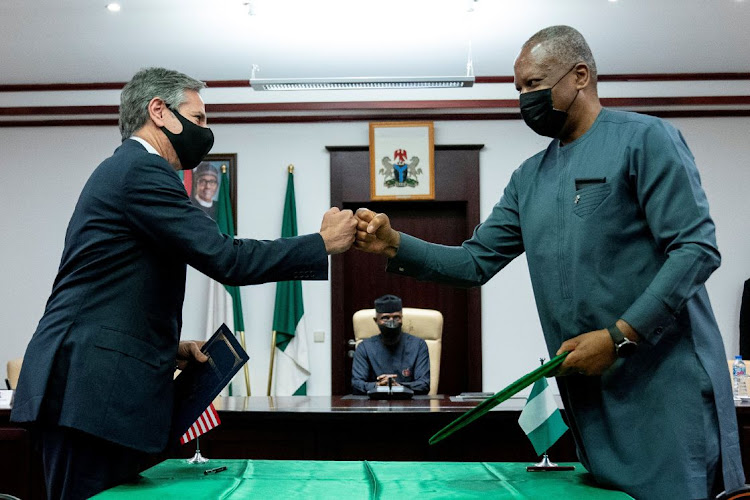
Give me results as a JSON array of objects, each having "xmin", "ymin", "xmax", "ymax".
[{"xmin": 171, "ymin": 324, "xmax": 249, "ymax": 440}]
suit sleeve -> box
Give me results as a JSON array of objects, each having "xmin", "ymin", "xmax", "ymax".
[
  {"xmin": 351, "ymin": 342, "xmax": 375, "ymax": 394},
  {"xmin": 619, "ymin": 122, "xmax": 721, "ymax": 343},
  {"xmin": 123, "ymin": 158, "xmax": 328, "ymax": 286},
  {"xmin": 386, "ymin": 170, "xmax": 525, "ymax": 287},
  {"xmin": 400, "ymin": 339, "xmax": 431, "ymax": 395}
]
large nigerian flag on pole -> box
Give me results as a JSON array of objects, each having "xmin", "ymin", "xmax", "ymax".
[
  {"xmin": 270, "ymin": 166, "xmax": 310, "ymax": 396},
  {"xmin": 205, "ymin": 163, "xmax": 250, "ymax": 396},
  {"xmin": 518, "ymin": 377, "xmax": 568, "ymax": 456}
]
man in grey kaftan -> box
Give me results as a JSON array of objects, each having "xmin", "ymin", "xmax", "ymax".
[{"xmin": 353, "ymin": 26, "xmax": 745, "ymax": 500}]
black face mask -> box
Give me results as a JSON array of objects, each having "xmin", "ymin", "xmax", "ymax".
[
  {"xmin": 519, "ymin": 66, "xmax": 579, "ymax": 138},
  {"xmin": 160, "ymin": 108, "xmax": 214, "ymax": 170},
  {"xmin": 378, "ymin": 319, "xmax": 402, "ymax": 346}
]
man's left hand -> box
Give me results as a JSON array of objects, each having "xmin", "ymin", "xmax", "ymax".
[
  {"xmin": 556, "ymin": 329, "xmax": 616, "ymax": 377},
  {"xmin": 176, "ymin": 340, "xmax": 208, "ymax": 370}
]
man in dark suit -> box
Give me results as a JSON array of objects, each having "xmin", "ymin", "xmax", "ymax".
[{"xmin": 10, "ymin": 67, "xmax": 357, "ymax": 499}]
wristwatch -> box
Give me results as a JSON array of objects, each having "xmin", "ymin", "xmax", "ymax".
[{"xmin": 607, "ymin": 324, "xmax": 638, "ymax": 358}]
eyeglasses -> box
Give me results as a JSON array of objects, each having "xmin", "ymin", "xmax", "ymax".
[{"xmin": 198, "ymin": 178, "xmax": 218, "ymax": 186}]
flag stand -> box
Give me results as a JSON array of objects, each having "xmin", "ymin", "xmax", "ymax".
[
  {"xmin": 186, "ymin": 437, "xmax": 209, "ymax": 464},
  {"xmin": 526, "ymin": 453, "xmax": 575, "ymax": 472}
]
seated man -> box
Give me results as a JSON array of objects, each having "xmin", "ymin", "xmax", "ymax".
[{"xmin": 351, "ymin": 294, "xmax": 430, "ymax": 395}]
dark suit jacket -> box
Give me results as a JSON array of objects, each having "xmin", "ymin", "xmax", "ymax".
[
  {"xmin": 11, "ymin": 139, "xmax": 328, "ymax": 453},
  {"xmin": 350, "ymin": 333, "xmax": 430, "ymax": 395}
]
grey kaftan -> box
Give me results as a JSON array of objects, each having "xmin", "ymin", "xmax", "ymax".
[{"xmin": 387, "ymin": 108, "xmax": 744, "ymax": 499}]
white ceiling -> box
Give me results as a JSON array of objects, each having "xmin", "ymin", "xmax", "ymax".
[{"xmin": 1, "ymin": 0, "xmax": 749, "ymax": 85}]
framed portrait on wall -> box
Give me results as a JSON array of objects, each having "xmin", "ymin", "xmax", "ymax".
[
  {"xmin": 369, "ymin": 121, "xmax": 435, "ymax": 201},
  {"xmin": 180, "ymin": 153, "xmax": 238, "ymax": 231}
]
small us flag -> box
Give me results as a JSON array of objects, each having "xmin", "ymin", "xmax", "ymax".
[{"xmin": 180, "ymin": 403, "xmax": 221, "ymax": 445}]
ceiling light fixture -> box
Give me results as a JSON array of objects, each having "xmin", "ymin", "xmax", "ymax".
[
  {"xmin": 250, "ymin": 53, "xmax": 475, "ymax": 91},
  {"xmin": 250, "ymin": 76, "xmax": 474, "ymax": 91},
  {"xmin": 106, "ymin": 3, "xmax": 121, "ymax": 12}
]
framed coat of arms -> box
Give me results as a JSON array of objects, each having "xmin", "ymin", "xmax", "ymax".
[{"xmin": 369, "ymin": 121, "xmax": 435, "ymax": 201}]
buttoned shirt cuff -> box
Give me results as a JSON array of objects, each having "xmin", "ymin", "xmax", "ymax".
[{"xmin": 621, "ymin": 290, "xmax": 675, "ymax": 345}]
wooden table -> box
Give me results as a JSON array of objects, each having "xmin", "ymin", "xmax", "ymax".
[{"xmin": 184, "ymin": 395, "xmax": 575, "ymax": 462}]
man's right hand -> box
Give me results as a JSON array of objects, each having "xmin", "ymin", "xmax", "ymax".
[
  {"xmin": 319, "ymin": 207, "xmax": 357, "ymax": 255},
  {"xmin": 354, "ymin": 208, "xmax": 400, "ymax": 258}
]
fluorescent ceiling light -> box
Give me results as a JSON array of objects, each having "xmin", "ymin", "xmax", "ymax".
[{"xmin": 250, "ymin": 75, "xmax": 475, "ymax": 91}]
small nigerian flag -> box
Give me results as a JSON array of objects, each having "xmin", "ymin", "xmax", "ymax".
[{"xmin": 518, "ymin": 377, "xmax": 568, "ymax": 456}]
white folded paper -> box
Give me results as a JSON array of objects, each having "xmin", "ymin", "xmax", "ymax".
[{"xmin": 0, "ymin": 389, "xmax": 13, "ymax": 409}]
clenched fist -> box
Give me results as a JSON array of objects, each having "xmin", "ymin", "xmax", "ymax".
[
  {"xmin": 319, "ymin": 207, "xmax": 357, "ymax": 254},
  {"xmin": 353, "ymin": 208, "xmax": 400, "ymax": 258}
]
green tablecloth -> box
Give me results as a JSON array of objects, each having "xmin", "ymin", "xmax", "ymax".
[{"xmin": 95, "ymin": 459, "xmax": 632, "ymax": 499}]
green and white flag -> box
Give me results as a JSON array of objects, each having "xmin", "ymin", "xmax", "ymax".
[
  {"xmin": 270, "ymin": 169, "xmax": 309, "ymax": 396},
  {"xmin": 518, "ymin": 377, "xmax": 568, "ymax": 456},
  {"xmin": 205, "ymin": 164, "xmax": 248, "ymax": 396}
]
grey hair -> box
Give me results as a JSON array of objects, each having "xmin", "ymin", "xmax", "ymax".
[
  {"xmin": 118, "ymin": 67, "xmax": 206, "ymax": 141},
  {"xmin": 522, "ymin": 26, "xmax": 598, "ymax": 82}
]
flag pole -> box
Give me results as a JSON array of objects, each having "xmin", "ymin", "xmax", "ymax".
[
  {"xmin": 266, "ymin": 164, "xmax": 293, "ymax": 396},
  {"xmin": 238, "ymin": 330, "xmax": 251, "ymax": 396},
  {"xmin": 267, "ymin": 330, "xmax": 277, "ymax": 395},
  {"xmin": 221, "ymin": 163, "xmax": 251, "ymax": 397},
  {"xmin": 268, "ymin": 164, "xmax": 307, "ymax": 397}
]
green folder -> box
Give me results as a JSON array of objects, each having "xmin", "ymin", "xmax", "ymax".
[{"xmin": 429, "ymin": 352, "xmax": 569, "ymax": 445}]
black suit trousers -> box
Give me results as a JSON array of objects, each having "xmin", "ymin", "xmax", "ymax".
[{"xmin": 40, "ymin": 425, "xmax": 148, "ymax": 500}]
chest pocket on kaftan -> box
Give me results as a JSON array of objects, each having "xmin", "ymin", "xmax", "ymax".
[{"xmin": 573, "ymin": 178, "xmax": 611, "ymax": 218}]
